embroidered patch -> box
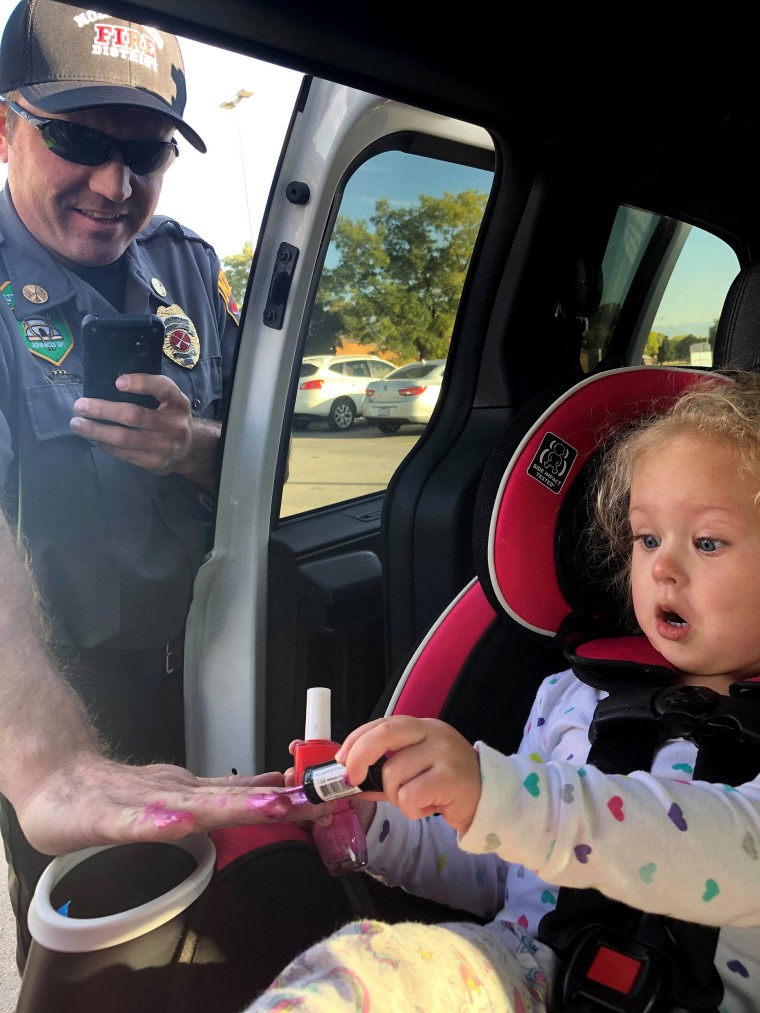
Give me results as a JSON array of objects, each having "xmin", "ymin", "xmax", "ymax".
[
  {"xmin": 3, "ymin": 282, "xmax": 74, "ymax": 364},
  {"xmin": 157, "ymin": 304, "xmax": 200, "ymax": 368},
  {"xmin": 22, "ymin": 315, "xmax": 76, "ymax": 364},
  {"xmin": 218, "ymin": 269, "xmax": 241, "ymax": 325}
]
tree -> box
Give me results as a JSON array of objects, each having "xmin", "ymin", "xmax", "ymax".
[
  {"xmin": 674, "ymin": 334, "xmax": 700, "ymax": 361},
  {"xmin": 221, "ymin": 241, "xmax": 253, "ymax": 306},
  {"xmin": 657, "ymin": 335, "xmax": 677, "ymax": 363},
  {"xmin": 310, "ymin": 190, "xmax": 488, "ymax": 361},
  {"xmin": 644, "ymin": 331, "xmax": 665, "ymax": 359}
]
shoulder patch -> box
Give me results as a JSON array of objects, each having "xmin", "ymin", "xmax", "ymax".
[{"xmin": 218, "ymin": 270, "xmax": 241, "ymax": 325}]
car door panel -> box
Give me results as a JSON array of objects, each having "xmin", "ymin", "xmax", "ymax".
[{"xmin": 184, "ymin": 77, "xmax": 494, "ymax": 776}]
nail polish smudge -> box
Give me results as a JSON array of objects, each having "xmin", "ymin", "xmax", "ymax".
[
  {"xmin": 246, "ymin": 792, "xmax": 296, "ymax": 819},
  {"xmin": 142, "ymin": 801, "xmax": 193, "ymax": 828}
]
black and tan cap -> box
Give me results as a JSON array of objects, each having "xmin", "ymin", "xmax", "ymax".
[{"xmin": 0, "ymin": 0, "xmax": 206, "ymax": 152}]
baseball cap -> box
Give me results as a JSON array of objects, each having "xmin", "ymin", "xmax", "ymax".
[{"xmin": 0, "ymin": 0, "xmax": 206, "ymax": 152}]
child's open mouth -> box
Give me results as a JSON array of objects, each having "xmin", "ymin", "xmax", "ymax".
[
  {"xmin": 656, "ymin": 606, "xmax": 690, "ymax": 640},
  {"xmin": 663, "ymin": 610, "xmax": 686, "ymax": 627}
]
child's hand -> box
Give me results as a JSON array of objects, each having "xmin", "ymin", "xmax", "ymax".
[{"xmin": 335, "ymin": 715, "xmax": 481, "ymax": 835}]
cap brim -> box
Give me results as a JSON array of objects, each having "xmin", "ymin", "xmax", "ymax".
[{"xmin": 19, "ymin": 82, "xmax": 207, "ymax": 153}]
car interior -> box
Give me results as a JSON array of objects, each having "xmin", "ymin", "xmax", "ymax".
[{"xmin": 17, "ymin": 2, "xmax": 760, "ymax": 1010}]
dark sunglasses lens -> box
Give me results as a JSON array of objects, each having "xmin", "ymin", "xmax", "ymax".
[
  {"xmin": 42, "ymin": 120, "xmax": 111, "ymax": 166},
  {"xmin": 124, "ymin": 142, "xmax": 172, "ymax": 175},
  {"xmin": 41, "ymin": 121, "xmax": 172, "ymax": 174}
]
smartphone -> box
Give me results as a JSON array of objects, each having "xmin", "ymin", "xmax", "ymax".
[{"xmin": 81, "ymin": 313, "xmax": 164, "ymax": 409}]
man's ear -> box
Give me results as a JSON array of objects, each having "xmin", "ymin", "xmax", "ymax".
[{"xmin": 0, "ymin": 103, "xmax": 10, "ymax": 165}]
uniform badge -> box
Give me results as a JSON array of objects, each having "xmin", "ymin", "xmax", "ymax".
[{"xmin": 157, "ymin": 304, "xmax": 200, "ymax": 368}]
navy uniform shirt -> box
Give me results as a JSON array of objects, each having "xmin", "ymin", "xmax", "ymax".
[{"xmin": 0, "ymin": 186, "xmax": 240, "ymax": 650}]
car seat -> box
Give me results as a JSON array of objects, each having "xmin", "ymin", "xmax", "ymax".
[
  {"xmin": 196, "ymin": 362, "xmax": 760, "ymax": 1013},
  {"xmin": 200, "ymin": 262, "xmax": 760, "ymax": 1011}
]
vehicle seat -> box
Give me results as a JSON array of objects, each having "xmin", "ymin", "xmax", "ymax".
[{"xmin": 712, "ymin": 260, "xmax": 760, "ymax": 370}]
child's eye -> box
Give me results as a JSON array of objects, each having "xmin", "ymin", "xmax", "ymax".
[
  {"xmin": 696, "ymin": 537, "xmax": 722, "ymax": 553},
  {"xmin": 634, "ymin": 533, "xmax": 660, "ymax": 550}
]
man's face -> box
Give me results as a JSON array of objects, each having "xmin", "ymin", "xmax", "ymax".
[{"xmin": 0, "ymin": 99, "xmax": 175, "ymax": 266}]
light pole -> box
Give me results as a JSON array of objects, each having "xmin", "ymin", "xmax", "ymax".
[{"xmin": 220, "ymin": 88, "xmax": 254, "ymax": 247}]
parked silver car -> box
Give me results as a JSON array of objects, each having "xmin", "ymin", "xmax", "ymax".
[
  {"xmin": 362, "ymin": 359, "xmax": 446, "ymax": 433},
  {"xmin": 294, "ymin": 354, "xmax": 395, "ymax": 430}
]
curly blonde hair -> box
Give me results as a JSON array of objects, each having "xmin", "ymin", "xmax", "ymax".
[{"xmin": 587, "ymin": 369, "xmax": 760, "ymax": 620}]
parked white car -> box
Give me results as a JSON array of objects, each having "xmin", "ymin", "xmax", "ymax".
[
  {"xmin": 294, "ymin": 354, "xmax": 395, "ymax": 430},
  {"xmin": 362, "ymin": 359, "xmax": 446, "ymax": 433}
]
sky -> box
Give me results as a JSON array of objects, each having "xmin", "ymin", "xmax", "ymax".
[{"xmin": 0, "ymin": 0, "xmax": 304, "ymax": 261}]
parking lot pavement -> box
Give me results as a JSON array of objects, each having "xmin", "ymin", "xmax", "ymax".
[{"xmin": 0, "ymin": 850, "xmax": 20, "ymax": 1012}]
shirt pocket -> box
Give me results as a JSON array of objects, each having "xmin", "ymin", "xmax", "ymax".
[
  {"xmin": 163, "ymin": 355, "xmax": 222, "ymax": 418},
  {"xmin": 25, "ymin": 381, "xmax": 82, "ymax": 440}
]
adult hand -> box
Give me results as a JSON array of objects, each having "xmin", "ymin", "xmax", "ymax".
[
  {"xmin": 335, "ymin": 715, "xmax": 481, "ymax": 835},
  {"xmin": 69, "ymin": 373, "xmax": 217, "ymax": 485},
  {"xmin": 15, "ymin": 750, "xmax": 330, "ymax": 857}
]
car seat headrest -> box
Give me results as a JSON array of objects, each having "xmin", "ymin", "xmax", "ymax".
[
  {"xmin": 713, "ymin": 262, "xmax": 760, "ymax": 370},
  {"xmin": 473, "ymin": 366, "xmax": 713, "ymax": 641}
]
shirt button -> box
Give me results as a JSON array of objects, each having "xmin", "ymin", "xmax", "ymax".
[{"xmin": 192, "ymin": 398, "xmax": 202, "ymax": 411}]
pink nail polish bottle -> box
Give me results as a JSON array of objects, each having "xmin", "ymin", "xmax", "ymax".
[{"xmin": 293, "ymin": 688, "xmax": 368, "ymax": 876}]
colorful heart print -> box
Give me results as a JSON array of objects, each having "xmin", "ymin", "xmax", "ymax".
[
  {"xmin": 668, "ymin": 803, "xmax": 688, "ymax": 831},
  {"xmin": 607, "ymin": 796, "xmax": 625, "ymax": 822},
  {"xmin": 574, "ymin": 844, "xmax": 592, "ymax": 863},
  {"xmin": 523, "ymin": 773, "xmax": 540, "ymax": 797},
  {"xmin": 639, "ymin": 862, "xmax": 656, "ymax": 884}
]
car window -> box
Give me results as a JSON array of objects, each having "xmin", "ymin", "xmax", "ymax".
[
  {"xmin": 281, "ymin": 147, "xmax": 493, "ymax": 519},
  {"xmin": 582, "ymin": 206, "xmax": 739, "ymax": 370},
  {"xmin": 282, "ymin": 180, "xmax": 738, "ymax": 520}
]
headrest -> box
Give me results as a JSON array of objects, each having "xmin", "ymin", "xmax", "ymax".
[
  {"xmin": 477, "ymin": 366, "xmax": 711, "ymax": 640},
  {"xmin": 713, "ymin": 263, "xmax": 760, "ymax": 370}
]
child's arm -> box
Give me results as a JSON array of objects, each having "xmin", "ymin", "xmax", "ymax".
[
  {"xmin": 461, "ymin": 744, "xmax": 760, "ymax": 929},
  {"xmin": 362, "ymin": 800, "xmax": 507, "ymax": 920}
]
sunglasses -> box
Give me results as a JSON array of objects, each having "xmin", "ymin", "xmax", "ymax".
[{"xmin": 7, "ymin": 102, "xmax": 179, "ymax": 175}]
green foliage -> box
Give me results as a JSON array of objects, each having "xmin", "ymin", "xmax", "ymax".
[
  {"xmin": 309, "ymin": 190, "xmax": 488, "ymax": 361},
  {"xmin": 708, "ymin": 318, "xmax": 719, "ymax": 349},
  {"xmin": 674, "ymin": 334, "xmax": 700, "ymax": 360},
  {"xmin": 644, "ymin": 331, "xmax": 665, "ymax": 358},
  {"xmin": 657, "ymin": 335, "xmax": 677, "ymax": 363},
  {"xmin": 221, "ymin": 241, "xmax": 253, "ymax": 306}
]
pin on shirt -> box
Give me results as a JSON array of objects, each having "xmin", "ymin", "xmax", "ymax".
[{"xmin": 22, "ymin": 284, "xmax": 49, "ymax": 305}]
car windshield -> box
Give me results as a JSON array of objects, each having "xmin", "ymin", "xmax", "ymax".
[{"xmin": 389, "ymin": 363, "xmax": 442, "ymax": 380}]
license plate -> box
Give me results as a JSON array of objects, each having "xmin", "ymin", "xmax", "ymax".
[{"xmin": 378, "ymin": 407, "xmax": 392, "ymax": 416}]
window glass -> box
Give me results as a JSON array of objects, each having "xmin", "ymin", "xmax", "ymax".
[
  {"xmin": 282, "ymin": 149, "xmax": 493, "ymax": 518},
  {"xmin": 583, "ymin": 206, "xmax": 739, "ymax": 370}
]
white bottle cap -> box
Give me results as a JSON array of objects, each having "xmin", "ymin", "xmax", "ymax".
[{"xmin": 305, "ymin": 687, "xmax": 332, "ymax": 741}]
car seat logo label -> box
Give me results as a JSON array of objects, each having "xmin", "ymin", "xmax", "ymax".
[{"xmin": 528, "ymin": 432, "xmax": 577, "ymax": 493}]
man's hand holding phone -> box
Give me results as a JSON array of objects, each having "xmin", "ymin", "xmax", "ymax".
[{"xmin": 71, "ymin": 313, "xmax": 195, "ymax": 476}]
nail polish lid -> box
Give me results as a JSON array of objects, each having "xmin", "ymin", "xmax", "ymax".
[{"xmin": 305, "ymin": 687, "xmax": 331, "ymax": 741}]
